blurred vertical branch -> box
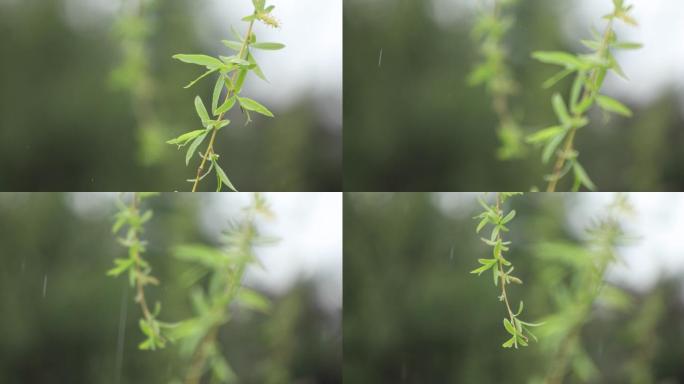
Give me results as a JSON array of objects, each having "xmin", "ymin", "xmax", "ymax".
[
  {"xmin": 111, "ymin": 0, "xmax": 166, "ymax": 165},
  {"xmin": 168, "ymin": 193, "xmax": 278, "ymax": 384},
  {"xmin": 528, "ymin": 0, "xmax": 641, "ymax": 191},
  {"xmin": 534, "ymin": 194, "xmax": 636, "ymax": 383},
  {"xmin": 469, "ymin": 0, "xmax": 526, "ymax": 160},
  {"xmin": 108, "ymin": 192, "xmax": 171, "ymax": 350}
]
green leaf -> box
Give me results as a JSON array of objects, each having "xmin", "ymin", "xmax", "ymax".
[
  {"xmin": 216, "ymin": 95, "xmax": 237, "ymax": 115},
  {"xmin": 476, "ymin": 217, "xmax": 489, "ymax": 234},
  {"xmin": 173, "ymin": 54, "xmax": 224, "ymax": 70},
  {"xmin": 183, "ymin": 69, "xmax": 218, "ymax": 89},
  {"xmin": 213, "ymin": 161, "xmax": 238, "ymax": 192},
  {"xmin": 596, "ymin": 95, "xmax": 633, "ymax": 117},
  {"xmin": 174, "ymin": 244, "xmax": 232, "ymax": 268},
  {"xmin": 470, "ymin": 258, "xmax": 497, "ymax": 275},
  {"xmin": 212, "ymin": 76, "xmax": 226, "ymax": 116},
  {"xmin": 247, "ymin": 52, "xmax": 268, "ymax": 82},
  {"xmin": 614, "ymin": 41, "xmax": 642, "ymax": 50},
  {"xmin": 186, "ymin": 132, "xmax": 208, "ymax": 166},
  {"xmin": 251, "ymin": 42, "xmax": 285, "ymax": 50},
  {"xmin": 107, "ymin": 258, "xmax": 134, "ymax": 277},
  {"xmin": 194, "ymin": 96, "xmax": 210, "ymax": 124},
  {"xmin": 526, "ymin": 126, "xmax": 565, "ymax": 144},
  {"xmin": 573, "ymin": 162, "xmax": 597, "ymax": 191},
  {"xmin": 542, "ymin": 69, "xmax": 573, "ymax": 89},
  {"xmin": 221, "ymin": 40, "xmax": 243, "ymax": 51},
  {"xmin": 532, "ymin": 51, "xmax": 584, "ymax": 69},
  {"xmin": 542, "ymin": 131, "xmax": 567, "ymax": 164},
  {"xmin": 552, "ymin": 93, "xmax": 570, "ymax": 125},
  {"xmin": 502, "ymin": 336, "xmax": 516, "ymax": 348},
  {"xmin": 500, "ymin": 210, "xmax": 516, "ymax": 225},
  {"xmin": 570, "ymin": 71, "xmax": 586, "ymax": 113},
  {"xmin": 238, "ymin": 97, "xmax": 274, "ymax": 117},
  {"xmin": 166, "ymin": 130, "xmax": 206, "ymax": 147},
  {"xmin": 237, "ymin": 288, "xmax": 271, "ymax": 314},
  {"xmin": 503, "ymin": 318, "xmax": 517, "ymax": 336}
]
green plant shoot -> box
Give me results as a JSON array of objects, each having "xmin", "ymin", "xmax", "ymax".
[
  {"xmin": 107, "ymin": 192, "xmax": 173, "ymax": 351},
  {"xmin": 168, "ymin": 193, "xmax": 278, "ymax": 384},
  {"xmin": 528, "ymin": 0, "xmax": 641, "ymax": 192},
  {"xmin": 469, "ymin": 0, "xmax": 526, "ymax": 160},
  {"xmin": 472, "ymin": 192, "xmax": 541, "ymax": 348},
  {"xmin": 169, "ymin": 0, "xmax": 285, "ymax": 192}
]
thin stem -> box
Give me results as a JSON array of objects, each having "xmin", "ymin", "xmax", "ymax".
[
  {"xmin": 185, "ymin": 326, "xmax": 220, "ymax": 384},
  {"xmin": 494, "ymin": 194, "xmax": 517, "ymax": 340},
  {"xmin": 191, "ymin": 18, "xmax": 256, "ymax": 192},
  {"xmin": 546, "ymin": 20, "xmax": 614, "ymax": 192},
  {"xmin": 129, "ymin": 193, "xmax": 156, "ymax": 327},
  {"xmin": 183, "ymin": 236, "xmax": 252, "ymax": 383}
]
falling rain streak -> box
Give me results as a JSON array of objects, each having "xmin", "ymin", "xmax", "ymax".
[{"xmin": 42, "ymin": 275, "xmax": 47, "ymax": 298}]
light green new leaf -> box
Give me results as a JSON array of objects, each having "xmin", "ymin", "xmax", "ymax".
[
  {"xmin": 596, "ymin": 95, "xmax": 633, "ymax": 117},
  {"xmin": 212, "ymin": 76, "xmax": 226, "ymax": 116},
  {"xmin": 221, "ymin": 40, "xmax": 243, "ymax": 51},
  {"xmin": 503, "ymin": 318, "xmax": 517, "ymax": 336},
  {"xmin": 194, "ymin": 96, "xmax": 211, "ymax": 124},
  {"xmin": 532, "ymin": 51, "xmax": 584, "ymax": 69},
  {"xmin": 500, "ymin": 210, "xmax": 516, "ymax": 225},
  {"xmin": 237, "ymin": 288, "xmax": 271, "ymax": 314},
  {"xmin": 166, "ymin": 130, "xmax": 206, "ymax": 147},
  {"xmin": 247, "ymin": 52, "xmax": 268, "ymax": 82},
  {"xmin": 542, "ymin": 131, "xmax": 567, "ymax": 164},
  {"xmin": 107, "ymin": 258, "xmax": 134, "ymax": 277},
  {"xmin": 251, "ymin": 42, "xmax": 285, "ymax": 50},
  {"xmin": 614, "ymin": 41, "xmax": 642, "ymax": 50},
  {"xmin": 174, "ymin": 244, "xmax": 232, "ymax": 268},
  {"xmin": 238, "ymin": 97, "xmax": 274, "ymax": 117},
  {"xmin": 214, "ymin": 162, "xmax": 238, "ymax": 192},
  {"xmin": 552, "ymin": 93, "xmax": 571, "ymax": 125},
  {"xmin": 183, "ymin": 68, "xmax": 218, "ymax": 89},
  {"xmin": 216, "ymin": 96, "xmax": 237, "ymax": 115},
  {"xmin": 173, "ymin": 54, "xmax": 225, "ymax": 70},
  {"xmin": 573, "ymin": 162, "xmax": 597, "ymax": 191},
  {"xmin": 527, "ymin": 126, "xmax": 565, "ymax": 144},
  {"xmin": 186, "ymin": 132, "xmax": 208, "ymax": 166}
]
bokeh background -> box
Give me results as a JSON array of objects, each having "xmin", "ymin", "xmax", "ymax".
[
  {"xmin": 0, "ymin": 192, "xmax": 342, "ymax": 383},
  {"xmin": 0, "ymin": 0, "xmax": 342, "ymax": 191},
  {"xmin": 344, "ymin": 192, "xmax": 684, "ymax": 383},
  {"xmin": 344, "ymin": 0, "xmax": 684, "ymax": 191}
]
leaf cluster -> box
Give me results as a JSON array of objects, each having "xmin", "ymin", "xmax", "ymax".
[
  {"xmin": 107, "ymin": 192, "xmax": 172, "ymax": 351},
  {"xmin": 169, "ymin": 1, "xmax": 284, "ymax": 192},
  {"xmin": 472, "ymin": 193, "xmax": 540, "ymax": 348},
  {"xmin": 468, "ymin": 0, "xmax": 525, "ymax": 160},
  {"xmin": 168, "ymin": 193, "xmax": 278, "ymax": 383},
  {"xmin": 528, "ymin": 0, "xmax": 641, "ymax": 191},
  {"xmin": 533, "ymin": 194, "xmax": 635, "ymax": 382}
]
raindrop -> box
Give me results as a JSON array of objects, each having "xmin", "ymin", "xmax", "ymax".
[
  {"xmin": 114, "ymin": 283, "xmax": 129, "ymax": 384},
  {"xmin": 378, "ymin": 48, "xmax": 383, "ymax": 68},
  {"xmin": 42, "ymin": 275, "xmax": 48, "ymax": 298}
]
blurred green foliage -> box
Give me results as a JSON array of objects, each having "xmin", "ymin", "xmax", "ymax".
[
  {"xmin": 343, "ymin": 0, "xmax": 684, "ymax": 191},
  {"xmin": 0, "ymin": 0, "xmax": 340, "ymax": 191},
  {"xmin": 343, "ymin": 193, "xmax": 684, "ymax": 383},
  {"xmin": 0, "ymin": 193, "xmax": 341, "ymax": 383}
]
